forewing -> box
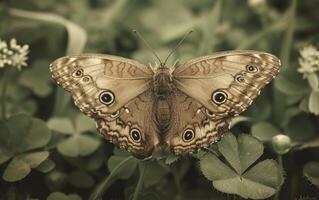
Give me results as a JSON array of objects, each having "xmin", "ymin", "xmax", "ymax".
[
  {"xmin": 50, "ymin": 54, "xmax": 154, "ymax": 117},
  {"xmin": 173, "ymin": 50, "xmax": 281, "ymax": 119}
]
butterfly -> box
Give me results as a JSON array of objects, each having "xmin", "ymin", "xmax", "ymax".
[{"xmin": 50, "ymin": 40, "xmax": 281, "ymax": 159}]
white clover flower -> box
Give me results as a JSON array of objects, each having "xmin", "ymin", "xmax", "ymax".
[
  {"xmin": 298, "ymin": 45, "xmax": 319, "ymax": 75},
  {"xmin": 0, "ymin": 38, "xmax": 29, "ymax": 70}
]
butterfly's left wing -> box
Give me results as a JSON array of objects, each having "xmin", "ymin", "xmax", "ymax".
[
  {"xmin": 50, "ymin": 54, "xmax": 159, "ymax": 158},
  {"xmin": 166, "ymin": 50, "xmax": 281, "ymax": 154}
]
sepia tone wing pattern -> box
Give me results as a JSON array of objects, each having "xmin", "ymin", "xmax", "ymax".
[
  {"xmin": 50, "ymin": 54, "xmax": 159, "ymax": 158},
  {"xmin": 50, "ymin": 54, "xmax": 153, "ymax": 117},
  {"xmin": 164, "ymin": 90, "xmax": 230, "ymax": 154},
  {"xmin": 50, "ymin": 50, "xmax": 281, "ymax": 158},
  {"xmin": 166, "ymin": 50, "xmax": 281, "ymax": 154},
  {"xmin": 96, "ymin": 89, "xmax": 160, "ymax": 158},
  {"xmin": 173, "ymin": 50, "xmax": 281, "ymax": 119}
]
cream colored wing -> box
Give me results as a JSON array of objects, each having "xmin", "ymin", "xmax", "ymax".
[
  {"xmin": 50, "ymin": 54, "xmax": 153, "ymax": 117},
  {"xmin": 50, "ymin": 54, "xmax": 158, "ymax": 158},
  {"xmin": 96, "ymin": 90, "xmax": 159, "ymax": 158},
  {"xmin": 165, "ymin": 90, "xmax": 230, "ymax": 155},
  {"xmin": 173, "ymin": 50, "xmax": 281, "ymax": 119}
]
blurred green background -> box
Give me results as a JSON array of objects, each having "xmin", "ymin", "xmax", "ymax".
[{"xmin": 0, "ymin": 0, "xmax": 319, "ymax": 199}]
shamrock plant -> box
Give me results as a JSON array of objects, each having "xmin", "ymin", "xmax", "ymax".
[
  {"xmin": 200, "ymin": 133, "xmax": 283, "ymax": 199},
  {"xmin": 0, "ymin": 114, "xmax": 51, "ymax": 182},
  {"xmin": 47, "ymin": 114, "xmax": 100, "ymax": 157}
]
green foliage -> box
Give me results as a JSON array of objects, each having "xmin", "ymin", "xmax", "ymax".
[
  {"xmin": 47, "ymin": 192, "xmax": 82, "ymax": 200},
  {"xmin": 200, "ymin": 133, "xmax": 282, "ymax": 199},
  {"xmin": 47, "ymin": 115, "xmax": 100, "ymax": 157},
  {"xmin": 0, "ymin": 0, "xmax": 319, "ymax": 199},
  {"xmin": 19, "ymin": 60, "xmax": 53, "ymax": 97},
  {"xmin": 303, "ymin": 162, "xmax": 319, "ymax": 187},
  {"xmin": 0, "ymin": 114, "xmax": 51, "ymax": 182},
  {"xmin": 251, "ymin": 121, "xmax": 280, "ymax": 142}
]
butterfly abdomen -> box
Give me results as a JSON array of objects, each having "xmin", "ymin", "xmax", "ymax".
[{"xmin": 154, "ymin": 99, "xmax": 171, "ymax": 132}]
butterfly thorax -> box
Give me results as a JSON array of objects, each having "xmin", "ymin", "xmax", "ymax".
[{"xmin": 153, "ymin": 65, "xmax": 173, "ymax": 99}]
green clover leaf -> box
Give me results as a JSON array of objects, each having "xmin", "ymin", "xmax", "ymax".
[
  {"xmin": 37, "ymin": 158, "xmax": 56, "ymax": 173},
  {"xmin": 47, "ymin": 114, "xmax": 100, "ymax": 157},
  {"xmin": 19, "ymin": 59, "xmax": 53, "ymax": 97},
  {"xmin": 47, "ymin": 192, "xmax": 82, "ymax": 200},
  {"xmin": 90, "ymin": 148, "xmax": 138, "ymax": 200},
  {"xmin": 199, "ymin": 133, "xmax": 283, "ymax": 199},
  {"xmin": 274, "ymin": 69, "xmax": 309, "ymax": 96},
  {"xmin": 3, "ymin": 151, "xmax": 49, "ymax": 182},
  {"xmin": 143, "ymin": 160, "xmax": 169, "ymax": 188},
  {"xmin": 251, "ymin": 121, "xmax": 280, "ymax": 142},
  {"xmin": 0, "ymin": 114, "xmax": 51, "ymax": 182},
  {"xmin": 65, "ymin": 148, "xmax": 104, "ymax": 171},
  {"xmin": 107, "ymin": 148, "xmax": 138, "ymax": 179},
  {"xmin": 67, "ymin": 170, "xmax": 95, "ymax": 188}
]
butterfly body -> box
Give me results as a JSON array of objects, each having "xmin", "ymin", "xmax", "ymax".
[
  {"xmin": 50, "ymin": 50, "xmax": 281, "ymax": 158},
  {"xmin": 153, "ymin": 65, "xmax": 174, "ymax": 98}
]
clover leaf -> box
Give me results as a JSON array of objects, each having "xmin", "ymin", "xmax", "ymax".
[
  {"xmin": 3, "ymin": 151, "xmax": 49, "ymax": 182},
  {"xmin": 143, "ymin": 160, "xmax": 169, "ymax": 188},
  {"xmin": 245, "ymin": 94, "xmax": 272, "ymax": 121},
  {"xmin": 90, "ymin": 148, "xmax": 138, "ymax": 200},
  {"xmin": 141, "ymin": 0, "xmax": 196, "ymax": 43},
  {"xmin": 107, "ymin": 148, "xmax": 138, "ymax": 179},
  {"xmin": 2, "ymin": 80, "xmax": 37, "ymax": 116},
  {"xmin": 65, "ymin": 148, "xmax": 104, "ymax": 171},
  {"xmin": 274, "ymin": 69, "xmax": 309, "ymax": 96},
  {"xmin": 19, "ymin": 59, "xmax": 53, "ymax": 97},
  {"xmin": 37, "ymin": 158, "xmax": 56, "ymax": 173},
  {"xmin": 45, "ymin": 170, "xmax": 68, "ymax": 191},
  {"xmin": 251, "ymin": 116, "xmax": 315, "ymax": 148},
  {"xmin": 251, "ymin": 121, "xmax": 280, "ymax": 142},
  {"xmin": 0, "ymin": 114, "xmax": 51, "ymax": 182},
  {"xmin": 47, "ymin": 114, "xmax": 100, "ymax": 157},
  {"xmin": 47, "ymin": 192, "xmax": 82, "ymax": 200},
  {"xmin": 67, "ymin": 170, "xmax": 95, "ymax": 188},
  {"xmin": 199, "ymin": 133, "xmax": 283, "ymax": 199}
]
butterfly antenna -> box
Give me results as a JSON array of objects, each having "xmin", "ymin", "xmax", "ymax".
[
  {"xmin": 132, "ymin": 30, "xmax": 163, "ymax": 65},
  {"xmin": 163, "ymin": 30, "xmax": 193, "ymax": 66}
]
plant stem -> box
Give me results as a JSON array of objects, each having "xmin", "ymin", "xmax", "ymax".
[
  {"xmin": 275, "ymin": 155, "xmax": 283, "ymax": 200},
  {"xmin": 89, "ymin": 156, "xmax": 134, "ymax": 200},
  {"xmin": 172, "ymin": 167, "xmax": 182, "ymax": 195},
  {"xmin": 132, "ymin": 162, "xmax": 147, "ymax": 200},
  {"xmin": 1, "ymin": 67, "xmax": 10, "ymax": 120},
  {"xmin": 280, "ymin": 0, "xmax": 297, "ymax": 67}
]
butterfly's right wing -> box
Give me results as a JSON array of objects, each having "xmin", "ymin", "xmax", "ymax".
[
  {"xmin": 165, "ymin": 50, "xmax": 281, "ymax": 154},
  {"xmin": 50, "ymin": 54, "xmax": 159, "ymax": 158},
  {"xmin": 173, "ymin": 50, "xmax": 281, "ymax": 119}
]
